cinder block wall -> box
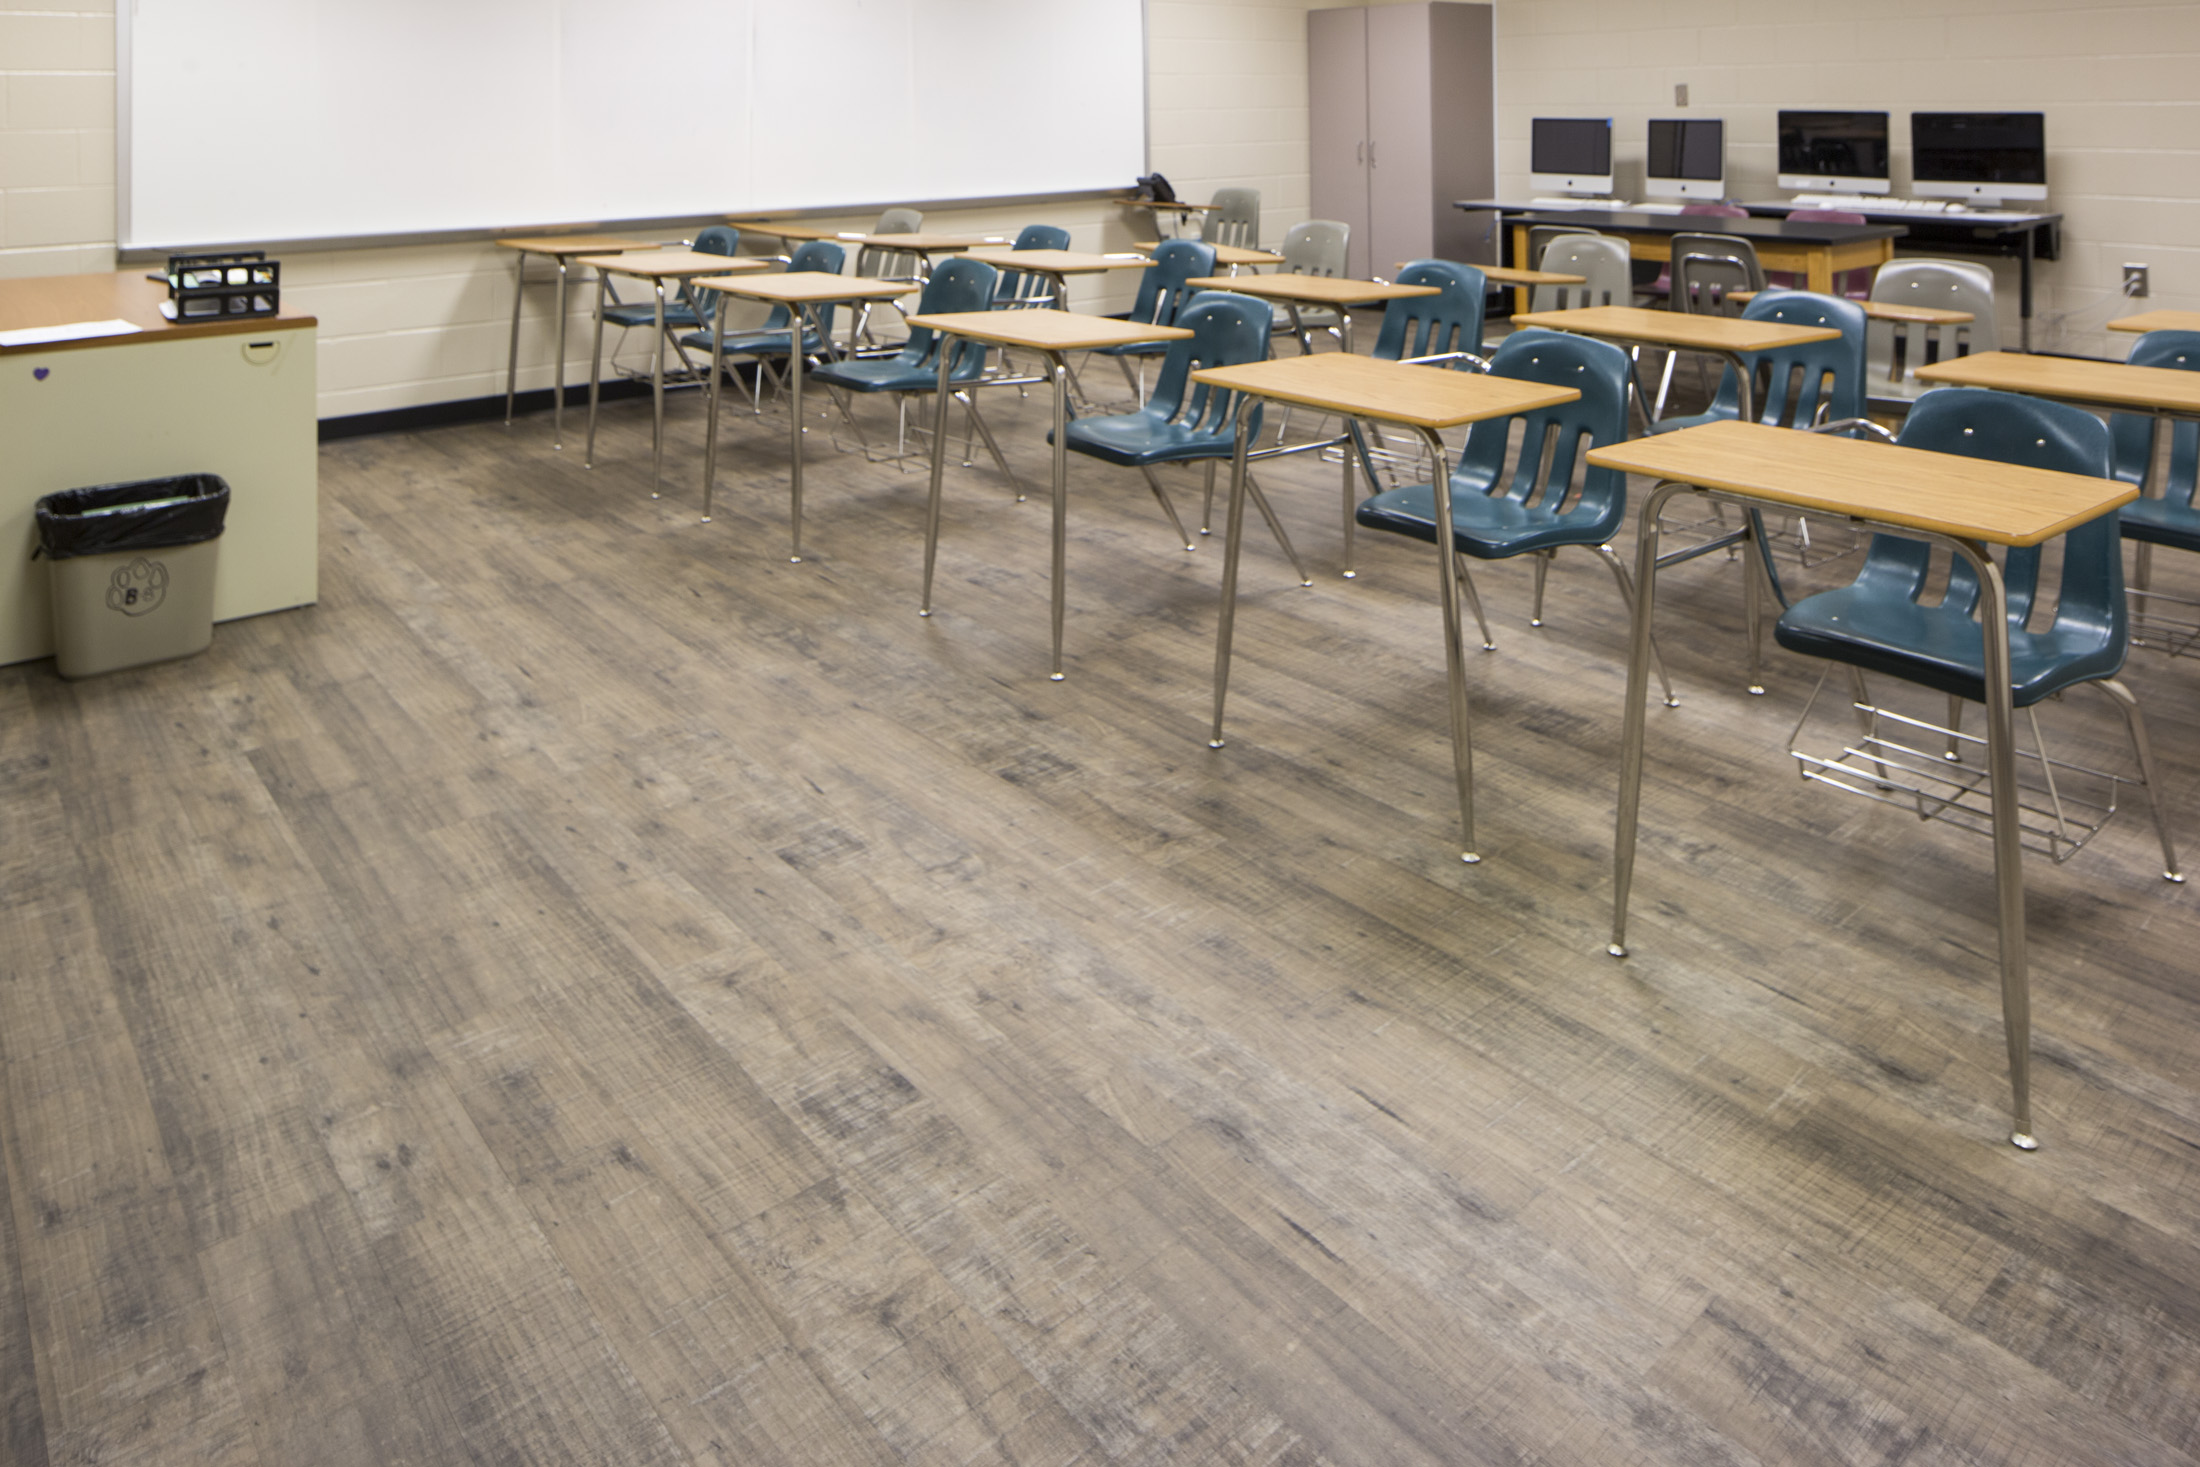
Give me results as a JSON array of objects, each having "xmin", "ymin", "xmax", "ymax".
[{"xmin": 6, "ymin": 0, "xmax": 2191, "ymax": 416}]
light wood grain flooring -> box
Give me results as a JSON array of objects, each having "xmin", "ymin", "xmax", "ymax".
[{"xmin": 4, "ymin": 361, "xmax": 2198, "ymax": 1466}]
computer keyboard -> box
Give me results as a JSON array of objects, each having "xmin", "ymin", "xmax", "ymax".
[
  {"xmin": 1528, "ymin": 197, "xmax": 1636, "ymax": 211},
  {"xmin": 1790, "ymin": 194, "xmax": 1949, "ymax": 213}
]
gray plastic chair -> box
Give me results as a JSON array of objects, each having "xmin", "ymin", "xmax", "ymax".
[
  {"xmin": 1525, "ymin": 224, "xmax": 1594, "ymax": 271},
  {"xmin": 852, "ymin": 207, "xmax": 926, "ymax": 350},
  {"xmin": 1199, "ymin": 187, "xmax": 1261, "ymax": 250},
  {"xmin": 1527, "ymin": 235, "xmax": 1633, "ymax": 312},
  {"xmin": 1273, "ymin": 219, "xmax": 1352, "ymax": 350},
  {"xmin": 1653, "ymin": 233, "xmax": 1766, "ymax": 419},
  {"xmin": 1865, "ymin": 258, "xmax": 1999, "ymax": 404}
]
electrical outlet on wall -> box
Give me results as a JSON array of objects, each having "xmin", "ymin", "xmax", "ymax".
[
  {"xmin": 1675, "ymin": 83, "xmax": 1688, "ymax": 107},
  {"xmin": 2125, "ymin": 264, "xmax": 2150, "ymax": 298}
]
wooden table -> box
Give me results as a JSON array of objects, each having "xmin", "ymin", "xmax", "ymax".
[
  {"xmin": 960, "ymin": 248, "xmax": 1154, "ymax": 311},
  {"xmin": 497, "ymin": 234, "xmax": 652, "ymax": 447},
  {"xmin": 0, "ymin": 271, "xmax": 319, "ymax": 666},
  {"xmin": 1133, "ymin": 240, "xmax": 1284, "ymax": 271},
  {"xmin": 1472, "ymin": 207, "xmax": 1904, "ymax": 300},
  {"xmin": 1185, "ymin": 274, "xmax": 1439, "ymax": 354},
  {"xmin": 1512, "ymin": 304, "xmax": 1840, "ymax": 423},
  {"xmin": 1192, "ymin": 354, "xmax": 1579, "ymax": 862},
  {"xmin": 1732, "ymin": 290, "xmax": 1974, "ymax": 326},
  {"xmin": 574, "ymin": 250, "xmax": 771, "ymax": 500},
  {"xmin": 2109, "ymin": 310, "xmax": 2200, "ymax": 336},
  {"xmin": 1587, "ymin": 418, "xmax": 2137, "ymax": 1149},
  {"xmin": 724, "ymin": 220, "xmax": 855, "ymax": 243},
  {"xmin": 904, "ymin": 309, "xmax": 1192, "ymax": 679},
  {"xmin": 691, "ymin": 272, "xmax": 914, "ymax": 559}
]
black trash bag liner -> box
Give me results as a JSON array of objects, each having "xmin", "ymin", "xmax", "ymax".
[{"xmin": 35, "ymin": 474, "xmax": 229, "ymax": 562}]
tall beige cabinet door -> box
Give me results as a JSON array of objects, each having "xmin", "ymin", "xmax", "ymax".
[
  {"xmin": 1308, "ymin": 6, "xmax": 1372, "ymax": 277},
  {"xmin": 1309, "ymin": 3, "xmax": 1495, "ymax": 280}
]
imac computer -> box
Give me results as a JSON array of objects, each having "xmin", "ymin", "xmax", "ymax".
[
  {"xmin": 1530, "ymin": 117, "xmax": 1614, "ymax": 198},
  {"xmin": 1911, "ymin": 111, "xmax": 2047, "ymax": 206},
  {"xmin": 1645, "ymin": 118, "xmax": 1725, "ymax": 201},
  {"xmin": 1777, "ymin": 110, "xmax": 1890, "ymax": 195}
]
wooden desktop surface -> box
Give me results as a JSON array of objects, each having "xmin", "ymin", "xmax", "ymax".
[
  {"xmin": 1729, "ymin": 291, "xmax": 1973, "ymax": 325},
  {"xmin": 1133, "ymin": 241, "xmax": 1284, "ymax": 268},
  {"xmin": 0, "ymin": 271, "xmax": 315, "ymax": 356},
  {"xmin": 906, "ymin": 310, "xmax": 1191, "ymax": 353},
  {"xmin": 724, "ymin": 220, "xmax": 851, "ymax": 242},
  {"xmin": 574, "ymin": 250, "xmax": 772, "ymax": 279},
  {"xmin": 495, "ymin": 234, "xmax": 653, "ymax": 256},
  {"xmin": 692, "ymin": 273, "xmax": 913, "ymax": 304},
  {"xmin": 1191, "ymin": 354, "xmax": 1576, "ymax": 430},
  {"xmin": 2108, "ymin": 310, "xmax": 2200, "ymax": 335},
  {"xmin": 1586, "ymin": 418, "xmax": 2135, "ymax": 547},
  {"xmin": 856, "ymin": 232, "xmax": 1006, "ymax": 252},
  {"xmin": 1184, "ymin": 275, "xmax": 1439, "ymax": 307},
  {"xmin": 1511, "ymin": 305, "xmax": 1840, "ymax": 354},
  {"xmin": 961, "ymin": 248, "xmax": 1155, "ymax": 275},
  {"xmin": 1915, "ymin": 349, "xmax": 2200, "ymax": 416}
]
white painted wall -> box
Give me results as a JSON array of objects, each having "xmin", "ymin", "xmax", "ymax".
[{"xmin": 6, "ymin": 0, "xmax": 2195, "ymax": 415}]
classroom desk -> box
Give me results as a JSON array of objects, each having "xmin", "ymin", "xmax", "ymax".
[
  {"xmin": 576, "ymin": 250, "xmax": 770, "ymax": 500},
  {"xmin": 960, "ymin": 248, "xmax": 1155, "ymax": 311},
  {"xmin": 1184, "ymin": 274, "xmax": 1438, "ymax": 355},
  {"xmin": 1511, "ymin": 305, "xmax": 1840, "ymax": 424},
  {"xmin": 1463, "ymin": 205, "xmax": 1904, "ymax": 306},
  {"xmin": 1120, "ymin": 197, "xmax": 1216, "ymax": 239},
  {"xmin": 2108, "ymin": 311, "xmax": 2200, "ymax": 335},
  {"xmin": 497, "ymin": 234, "xmax": 651, "ymax": 448},
  {"xmin": 1132, "ymin": 241, "xmax": 1284, "ymax": 271},
  {"xmin": 691, "ymin": 272, "xmax": 913, "ymax": 559},
  {"xmin": 1587, "ymin": 418, "xmax": 2137, "ymax": 1149},
  {"xmin": 0, "ymin": 271, "xmax": 318, "ymax": 666},
  {"xmin": 724, "ymin": 220, "xmax": 849, "ymax": 243},
  {"xmin": 904, "ymin": 309, "xmax": 1191, "ymax": 679},
  {"xmin": 1193, "ymin": 354, "xmax": 1579, "ymax": 862},
  {"xmin": 1731, "ymin": 291, "xmax": 1975, "ymax": 327}
]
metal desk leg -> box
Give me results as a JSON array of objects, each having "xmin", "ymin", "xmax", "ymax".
[
  {"xmin": 1047, "ymin": 350, "xmax": 1070, "ymax": 680},
  {"xmin": 1958, "ymin": 537, "xmax": 2035, "ymax": 1149},
  {"xmin": 920, "ymin": 337, "xmax": 957, "ymax": 620},
  {"xmin": 1611, "ymin": 480, "xmax": 1689, "ymax": 958},
  {"xmin": 649, "ymin": 278, "xmax": 668, "ymax": 499},
  {"xmin": 504, "ymin": 253, "xmax": 526, "ymax": 428},
  {"xmin": 702, "ymin": 298, "xmax": 727, "ymax": 523},
  {"xmin": 1420, "ymin": 425, "xmax": 1478, "ymax": 864},
  {"xmin": 585, "ymin": 272, "xmax": 608, "ymax": 469},
  {"xmin": 1208, "ymin": 408, "xmax": 1258, "ymax": 748},
  {"xmin": 552, "ymin": 256, "xmax": 572, "ymax": 448},
  {"xmin": 787, "ymin": 303, "xmax": 811, "ymax": 562}
]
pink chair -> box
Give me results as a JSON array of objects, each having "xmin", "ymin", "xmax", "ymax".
[{"xmin": 1774, "ymin": 208, "xmax": 1875, "ymax": 298}]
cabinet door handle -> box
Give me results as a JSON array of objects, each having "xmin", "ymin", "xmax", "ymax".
[
  {"xmin": 1368, "ymin": 140, "xmax": 1378, "ymax": 167},
  {"xmin": 1357, "ymin": 140, "xmax": 1365, "ymax": 165}
]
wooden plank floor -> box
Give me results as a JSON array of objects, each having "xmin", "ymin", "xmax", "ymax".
[{"xmin": 4, "ymin": 357, "xmax": 2199, "ymax": 1465}]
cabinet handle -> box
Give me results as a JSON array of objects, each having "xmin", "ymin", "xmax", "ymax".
[
  {"xmin": 1368, "ymin": 140, "xmax": 1378, "ymax": 167},
  {"xmin": 1357, "ymin": 140, "xmax": 1365, "ymax": 165}
]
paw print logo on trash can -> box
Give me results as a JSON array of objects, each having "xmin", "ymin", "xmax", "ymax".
[{"xmin": 106, "ymin": 557, "xmax": 170, "ymax": 616}]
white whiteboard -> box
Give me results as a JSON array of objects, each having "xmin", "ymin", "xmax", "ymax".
[{"xmin": 120, "ymin": 0, "xmax": 1146, "ymax": 250}]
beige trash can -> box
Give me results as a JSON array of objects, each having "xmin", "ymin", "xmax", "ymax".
[{"xmin": 35, "ymin": 474, "xmax": 229, "ymax": 679}]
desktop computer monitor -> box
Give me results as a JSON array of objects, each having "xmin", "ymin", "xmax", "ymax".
[
  {"xmin": 1910, "ymin": 111, "xmax": 2047, "ymax": 205},
  {"xmin": 1777, "ymin": 110, "xmax": 1890, "ymax": 195},
  {"xmin": 1530, "ymin": 117, "xmax": 1614, "ymax": 197},
  {"xmin": 1644, "ymin": 118, "xmax": 1725, "ymax": 201}
]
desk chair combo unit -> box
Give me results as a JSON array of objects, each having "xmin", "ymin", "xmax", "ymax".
[
  {"xmin": 2105, "ymin": 326, "xmax": 2200, "ymax": 656},
  {"xmin": 809, "ymin": 257, "xmax": 1031, "ymax": 500},
  {"xmin": 1090, "ymin": 239, "xmax": 1218, "ymax": 408},
  {"xmin": 1864, "ymin": 259, "xmax": 1998, "ymax": 406},
  {"xmin": 1591, "ymin": 391, "xmax": 2173, "ymax": 1151},
  {"xmin": 1648, "ymin": 232, "xmax": 1765, "ymax": 421},
  {"xmin": 680, "ymin": 239, "xmax": 846, "ymax": 421},
  {"xmin": 498, "ymin": 233, "xmax": 650, "ymax": 448}
]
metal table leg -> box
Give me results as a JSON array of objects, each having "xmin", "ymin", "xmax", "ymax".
[
  {"xmin": 920, "ymin": 336, "xmax": 957, "ymax": 622},
  {"xmin": 649, "ymin": 277, "xmax": 668, "ymax": 499},
  {"xmin": 786, "ymin": 303, "xmax": 813, "ymax": 561},
  {"xmin": 1046, "ymin": 349, "xmax": 1070, "ymax": 679},
  {"xmin": 585, "ymin": 273, "xmax": 608, "ymax": 469},
  {"xmin": 504, "ymin": 252, "xmax": 526, "ymax": 428},
  {"xmin": 552, "ymin": 257, "xmax": 572, "ymax": 448}
]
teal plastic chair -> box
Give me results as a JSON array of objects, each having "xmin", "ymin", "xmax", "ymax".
[
  {"xmin": 600, "ymin": 224, "xmax": 737, "ymax": 344},
  {"xmin": 679, "ymin": 239, "xmax": 846, "ymax": 413},
  {"xmin": 1091, "ymin": 239, "xmax": 1217, "ymax": 403},
  {"xmin": 1336, "ymin": 260, "xmax": 1491, "ymax": 572},
  {"xmin": 1652, "ymin": 289, "xmax": 1868, "ymax": 434},
  {"xmin": 811, "ymin": 257, "xmax": 1021, "ymax": 495},
  {"xmin": 1056, "ymin": 291, "xmax": 1306, "ymax": 581},
  {"xmin": 995, "ymin": 224, "xmax": 1072, "ymax": 308},
  {"xmin": 2110, "ymin": 330, "xmax": 2200, "ymax": 650},
  {"xmin": 1774, "ymin": 387, "xmax": 2180, "ymax": 878},
  {"xmin": 1353, "ymin": 329, "xmax": 1671, "ymax": 702}
]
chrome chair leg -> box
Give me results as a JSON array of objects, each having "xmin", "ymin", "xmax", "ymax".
[
  {"xmin": 1200, "ymin": 461, "xmax": 1217, "ymax": 537},
  {"xmin": 1454, "ymin": 553, "xmax": 1494, "ymax": 651},
  {"xmin": 1529, "ymin": 549, "xmax": 1552, "ymax": 626},
  {"xmin": 957, "ymin": 392, "xmax": 1026, "ymax": 502},
  {"xmin": 2096, "ymin": 676, "xmax": 2186, "ymax": 881},
  {"xmin": 1137, "ymin": 466, "xmax": 1197, "ymax": 551},
  {"xmin": 1594, "ymin": 545, "xmax": 1676, "ymax": 707},
  {"xmin": 1244, "ymin": 472, "xmax": 1312, "ymax": 586}
]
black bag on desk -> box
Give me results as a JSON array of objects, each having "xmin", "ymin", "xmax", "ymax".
[{"xmin": 1134, "ymin": 172, "xmax": 1176, "ymax": 205}]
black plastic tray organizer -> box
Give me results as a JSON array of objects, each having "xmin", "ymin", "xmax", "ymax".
[{"xmin": 166, "ymin": 252, "xmax": 280, "ymax": 320}]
